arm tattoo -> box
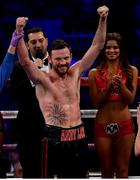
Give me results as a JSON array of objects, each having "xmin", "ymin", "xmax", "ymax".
[{"xmin": 48, "ymin": 104, "xmax": 67, "ymax": 126}]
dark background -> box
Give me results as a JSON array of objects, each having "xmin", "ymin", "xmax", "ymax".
[
  {"xmin": 0, "ymin": 0, "xmax": 140, "ymax": 109},
  {"xmin": 0, "ymin": 0, "xmax": 140, "ymax": 176}
]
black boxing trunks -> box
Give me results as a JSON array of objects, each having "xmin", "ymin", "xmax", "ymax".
[
  {"xmin": 41, "ymin": 123, "xmax": 87, "ymax": 178},
  {"xmin": 43, "ymin": 123, "xmax": 85, "ymax": 142}
]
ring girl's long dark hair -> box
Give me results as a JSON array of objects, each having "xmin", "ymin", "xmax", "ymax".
[{"xmin": 99, "ymin": 32, "xmax": 133, "ymax": 91}]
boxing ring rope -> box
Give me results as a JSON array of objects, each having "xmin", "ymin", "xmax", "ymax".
[
  {"xmin": 1, "ymin": 110, "xmax": 18, "ymax": 119},
  {"xmin": 1, "ymin": 76, "xmax": 140, "ymax": 119},
  {"xmin": 0, "ymin": 109, "xmax": 137, "ymax": 119},
  {"xmin": 0, "ymin": 108, "xmax": 137, "ymax": 149},
  {"xmin": 80, "ymin": 109, "xmax": 137, "ymax": 118},
  {"xmin": 1, "ymin": 76, "xmax": 140, "ymax": 149}
]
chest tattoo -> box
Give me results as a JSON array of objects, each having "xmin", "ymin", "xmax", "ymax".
[{"xmin": 48, "ymin": 104, "xmax": 67, "ymax": 126}]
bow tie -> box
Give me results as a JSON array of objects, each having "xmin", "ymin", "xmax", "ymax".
[
  {"xmin": 43, "ymin": 58, "xmax": 48, "ymax": 66},
  {"xmin": 37, "ymin": 58, "xmax": 49, "ymax": 69}
]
